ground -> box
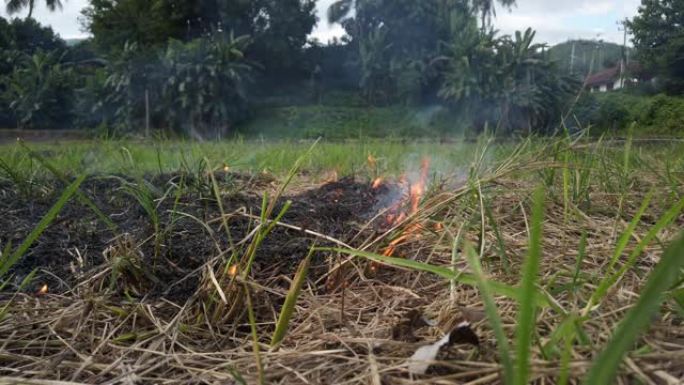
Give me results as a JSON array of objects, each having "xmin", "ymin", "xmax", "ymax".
[{"xmin": 0, "ymin": 137, "xmax": 683, "ymax": 384}]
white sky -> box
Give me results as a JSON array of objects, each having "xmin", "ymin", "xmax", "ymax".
[{"xmin": 1, "ymin": 0, "xmax": 641, "ymax": 45}]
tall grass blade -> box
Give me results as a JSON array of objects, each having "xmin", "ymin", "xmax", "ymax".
[
  {"xmin": 244, "ymin": 284, "xmax": 265, "ymax": 385},
  {"xmin": 587, "ymin": 194, "xmax": 684, "ymax": 312},
  {"xmin": 0, "ymin": 174, "xmax": 86, "ymax": 278},
  {"xmin": 463, "ymin": 242, "xmax": 514, "ymax": 385},
  {"xmin": 514, "ymin": 186, "xmax": 545, "ymax": 385},
  {"xmin": 584, "ymin": 232, "xmax": 684, "ymax": 385},
  {"xmin": 324, "ymin": 247, "xmax": 549, "ymax": 306},
  {"xmin": 271, "ymin": 244, "xmax": 315, "ymax": 349},
  {"xmin": 19, "ymin": 142, "xmax": 118, "ymax": 232}
]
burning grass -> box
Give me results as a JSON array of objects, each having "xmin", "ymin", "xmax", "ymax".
[{"xmin": 0, "ymin": 136, "xmax": 683, "ymax": 384}]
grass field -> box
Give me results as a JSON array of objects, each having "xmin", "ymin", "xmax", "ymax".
[{"xmin": 0, "ymin": 135, "xmax": 683, "ymax": 384}]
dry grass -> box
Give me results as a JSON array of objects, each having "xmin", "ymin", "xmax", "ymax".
[{"xmin": 1, "ymin": 139, "xmax": 683, "ymax": 385}]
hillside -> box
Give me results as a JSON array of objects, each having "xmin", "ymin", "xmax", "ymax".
[{"xmin": 549, "ymin": 39, "xmax": 632, "ymax": 77}]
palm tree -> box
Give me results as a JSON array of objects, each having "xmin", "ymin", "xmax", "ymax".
[
  {"xmin": 5, "ymin": 0, "xmax": 63, "ymax": 20},
  {"xmin": 471, "ymin": 0, "xmax": 516, "ymax": 30}
]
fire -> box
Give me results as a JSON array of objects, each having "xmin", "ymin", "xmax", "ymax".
[
  {"xmin": 38, "ymin": 284, "xmax": 48, "ymax": 295},
  {"xmin": 223, "ymin": 164, "xmax": 230, "ymax": 172},
  {"xmin": 324, "ymin": 170, "xmax": 339, "ymax": 183},
  {"xmin": 379, "ymin": 157, "xmax": 431, "ymax": 258},
  {"xmin": 367, "ymin": 154, "xmax": 377, "ymax": 169},
  {"xmin": 227, "ymin": 264, "xmax": 238, "ymax": 277},
  {"xmin": 372, "ymin": 177, "xmax": 384, "ymax": 189}
]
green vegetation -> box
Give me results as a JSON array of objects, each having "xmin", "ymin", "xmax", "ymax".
[
  {"xmin": 574, "ymin": 92, "xmax": 684, "ymax": 134},
  {"xmin": 628, "ymin": 0, "xmax": 684, "ymax": 94}
]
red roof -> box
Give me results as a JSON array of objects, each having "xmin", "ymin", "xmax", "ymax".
[
  {"xmin": 585, "ymin": 66, "xmax": 620, "ymax": 86},
  {"xmin": 585, "ymin": 63, "xmax": 644, "ymax": 86}
]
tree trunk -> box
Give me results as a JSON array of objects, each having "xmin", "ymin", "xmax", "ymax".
[{"xmin": 27, "ymin": 0, "xmax": 34, "ymax": 19}]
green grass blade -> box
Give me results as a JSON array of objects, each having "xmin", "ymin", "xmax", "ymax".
[
  {"xmin": 19, "ymin": 142, "xmax": 118, "ymax": 232},
  {"xmin": 463, "ymin": 242, "xmax": 514, "ymax": 384},
  {"xmin": 514, "ymin": 186, "xmax": 545, "ymax": 385},
  {"xmin": 271, "ymin": 244, "xmax": 315, "ymax": 349},
  {"xmin": 607, "ymin": 191, "xmax": 653, "ymax": 272},
  {"xmin": 244, "ymin": 284, "xmax": 265, "ymax": 385},
  {"xmin": 588, "ymin": 195, "xmax": 684, "ymax": 310},
  {"xmin": 323, "ymin": 247, "xmax": 549, "ymax": 307},
  {"xmin": 0, "ymin": 174, "xmax": 86, "ymax": 278},
  {"xmin": 584, "ymin": 232, "xmax": 684, "ymax": 385}
]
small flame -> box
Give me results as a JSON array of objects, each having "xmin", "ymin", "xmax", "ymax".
[
  {"xmin": 380, "ymin": 157, "xmax": 431, "ymax": 257},
  {"xmin": 38, "ymin": 284, "xmax": 48, "ymax": 295},
  {"xmin": 228, "ymin": 264, "xmax": 238, "ymax": 277},
  {"xmin": 223, "ymin": 164, "xmax": 230, "ymax": 172},
  {"xmin": 324, "ymin": 170, "xmax": 339, "ymax": 183},
  {"xmin": 409, "ymin": 158, "xmax": 431, "ymax": 214},
  {"xmin": 367, "ymin": 154, "xmax": 377, "ymax": 169},
  {"xmin": 372, "ymin": 177, "xmax": 384, "ymax": 189}
]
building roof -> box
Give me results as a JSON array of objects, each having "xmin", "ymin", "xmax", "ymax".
[
  {"xmin": 585, "ymin": 66, "xmax": 620, "ymax": 87},
  {"xmin": 585, "ymin": 62, "xmax": 644, "ymax": 87}
]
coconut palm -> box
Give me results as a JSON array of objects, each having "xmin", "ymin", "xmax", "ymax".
[
  {"xmin": 5, "ymin": 0, "xmax": 63, "ymax": 20},
  {"xmin": 471, "ymin": 0, "xmax": 516, "ymax": 30}
]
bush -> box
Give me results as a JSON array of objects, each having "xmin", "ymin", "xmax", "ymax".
[{"xmin": 572, "ymin": 92, "xmax": 684, "ymax": 134}]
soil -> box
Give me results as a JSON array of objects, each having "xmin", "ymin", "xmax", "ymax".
[{"xmin": 0, "ymin": 172, "xmax": 381, "ymax": 299}]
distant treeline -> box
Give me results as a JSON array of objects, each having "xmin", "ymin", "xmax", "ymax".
[{"xmin": 0, "ymin": 0, "xmax": 682, "ymax": 137}]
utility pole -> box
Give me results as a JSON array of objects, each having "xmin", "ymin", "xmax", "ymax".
[
  {"xmin": 570, "ymin": 41, "xmax": 576, "ymax": 74},
  {"xmin": 617, "ymin": 19, "xmax": 630, "ymax": 88}
]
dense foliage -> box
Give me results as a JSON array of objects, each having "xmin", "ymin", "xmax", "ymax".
[
  {"xmin": 574, "ymin": 92, "xmax": 684, "ymax": 134},
  {"xmin": 1, "ymin": 0, "xmax": 680, "ymax": 136},
  {"xmin": 628, "ymin": 0, "xmax": 684, "ymax": 94},
  {"xmin": 0, "ymin": 17, "xmax": 72, "ymax": 128}
]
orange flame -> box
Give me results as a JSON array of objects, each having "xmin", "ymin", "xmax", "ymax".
[
  {"xmin": 222, "ymin": 163, "xmax": 230, "ymax": 172},
  {"xmin": 380, "ymin": 157, "xmax": 431, "ymax": 257},
  {"xmin": 372, "ymin": 177, "xmax": 384, "ymax": 189},
  {"xmin": 367, "ymin": 154, "xmax": 377, "ymax": 169},
  {"xmin": 38, "ymin": 284, "xmax": 48, "ymax": 295},
  {"xmin": 228, "ymin": 264, "xmax": 238, "ymax": 277},
  {"xmin": 325, "ymin": 170, "xmax": 339, "ymax": 183}
]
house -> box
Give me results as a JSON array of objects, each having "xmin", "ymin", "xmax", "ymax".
[{"xmin": 585, "ymin": 62, "xmax": 644, "ymax": 93}]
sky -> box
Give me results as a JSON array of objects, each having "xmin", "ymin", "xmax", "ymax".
[{"xmin": 1, "ymin": 0, "xmax": 641, "ymax": 45}]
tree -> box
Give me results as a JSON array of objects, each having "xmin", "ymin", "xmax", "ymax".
[
  {"xmin": 471, "ymin": 0, "xmax": 515, "ymax": 30},
  {"xmin": 4, "ymin": 0, "xmax": 63, "ymax": 19},
  {"xmin": 628, "ymin": 0, "xmax": 684, "ymax": 94},
  {"xmin": 0, "ymin": 16, "xmax": 68, "ymax": 128},
  {"xmin": 83, "ymin": 0, "xmax": 316, "ymax": 77},
  {"xmin": 326, "ymin": 0, "xmax": 456, "ymax": 104},
  {"xmin": 326, "ymin": 0, "xmax": 517, "ymax": 104},
  {"xmin": 438, "ymin": 26, "xmax": 578, "ymax": 133},
  {"xmin": 2, "ymin": 50, "xmax": 75, "ymax": 129},
  {"xmin": 8, "ymin": 17, "xmax": 66, "ymax": 54},
  {"xmin": 158, "ymin": 34, "xmax": 253, "ymax": 138}
]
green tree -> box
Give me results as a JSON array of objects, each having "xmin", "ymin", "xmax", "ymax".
[
  {"xmin": 438, "ymin": 26, "xmax": 578, "ymax": 133},
  {"xmin": 83, "ymin": 0, "xmax": 316, "ymax": 77},
  {"xmin": 0, "ymin": 16, "xmax": 69, "ymax": 128},
  {"xmin": 326, "ymin": 0, "xmax": 516, "ymax": 104},
  {"xmin": 4, "ymin": 0, "xmax": 63, "ymax": 19},
  {"xmin": 158, "ymin": 34, "xmax": 253, "ymax": 138},
  {"xmin": 2, "ymin": 50, "xmax": 75, "ymax": 129},
  {"xmin": 628, "ymin": 0, "xmax": 684, "ymax": 94},
  {"xmin": 471, "ymin": 0, "xmax": 515, "ymax": 30}
]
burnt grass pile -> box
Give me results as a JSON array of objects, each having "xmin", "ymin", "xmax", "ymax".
[{"xmin": 0, "ymin": 172, "xmax": 380, "ymax": 298}]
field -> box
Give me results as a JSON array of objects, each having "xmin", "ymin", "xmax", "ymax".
[{"xmin": 1, "ymin": 136, "xmax": 684, "ymax": 385}]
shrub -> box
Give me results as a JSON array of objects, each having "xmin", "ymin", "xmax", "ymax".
[{"xmin": 572, "ymin": 92, "xmax": 684, "ymax": 134}]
